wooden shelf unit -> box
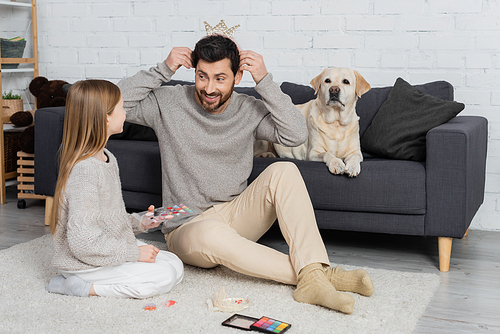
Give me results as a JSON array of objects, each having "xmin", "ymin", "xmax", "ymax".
[{"xmin": 1, "ymin": 0, "xmax": 39, "ymax": 204}]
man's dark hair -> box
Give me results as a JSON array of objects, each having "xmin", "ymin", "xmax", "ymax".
[{"xmin": 192, "ymin": 35, "xmax": 240, "ymax": 76}]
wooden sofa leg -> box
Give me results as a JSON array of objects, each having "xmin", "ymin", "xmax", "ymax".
[
  {"xmin": 438, "ymin": 237, "xmax": 453, "ymax": 272},
  {"xmin": 44, "ymin": 196, "xmax": 53, "ymax": 226}
]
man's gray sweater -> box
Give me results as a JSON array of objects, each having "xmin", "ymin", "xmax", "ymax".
[{"xmin": 117, "ymin": 61, "xmax": 307, "ymax": 232}]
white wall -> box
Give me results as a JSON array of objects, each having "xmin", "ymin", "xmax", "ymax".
[{"xmin": 2, "ymin": 0, "xmax": 499, "ymax": 231}]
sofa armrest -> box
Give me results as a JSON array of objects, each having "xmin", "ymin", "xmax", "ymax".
[
  {"xmin": 34, "ymin": 107, "xmax": 66, "ymax": 196},
  {"xmin": 425, "ymin": 116, "xmax": 488, "ymax": 238}
]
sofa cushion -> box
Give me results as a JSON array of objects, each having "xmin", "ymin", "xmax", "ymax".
[
  {"xmin": 361, "ymin": 78, "xmax": 464, "ymax": 161},
  {"xmin": 235, "ymin": 86, "xmax": 261, "ymax": 100},
  {"xmin": 250, "ymin": 157, "xmax": 426, "ymax": 215},
  {"xmin": 280, "ymin": 82, "xmax": 316, "ymax": 104},
  {"xmin": 106, "ymin": 139, "xmax": 162, "ymax": 195},
  {"xmin": 110, "ymin": 122, "xmax": 158, "ymax": 141},
  {"xmin": 162, "ymin": 79, "xmax": 194, "ymax": 87}
]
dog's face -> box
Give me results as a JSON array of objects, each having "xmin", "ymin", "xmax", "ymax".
[{"xmin": 310, "ymin": 68, "xmax": 370, "ymax": 111}]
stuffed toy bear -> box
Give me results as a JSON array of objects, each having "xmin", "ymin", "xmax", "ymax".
[
  {"xmin": 29, "ymin": 76, "xmax": 69, "ymax": 109},
  {"xmin": 10, "ymin": 110, "xmax": 33, "ymax": 127},
  {"xmin": 9, "ymin": 111, "xmax": 34, "ymax": 153},
  {"xmin": 17, "ymin": 123, "xmax": 35, "ymax": 154},
  {"xmin": 11, "ymin": 77, "xmax": 69, "ymax": 153}
]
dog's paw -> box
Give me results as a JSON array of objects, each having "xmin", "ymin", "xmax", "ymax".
[
  {"xmin": 345, "ymin": 163, "xmax": 361, "ymax": 177},
  {"xmin": 325, "ymin": 154, "xmax": 347, "ymax": 175}
]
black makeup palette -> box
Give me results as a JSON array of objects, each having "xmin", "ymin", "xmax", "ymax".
[{"xmin": 222, "ymin": 314, "xmax": 291, "ymax": 333}]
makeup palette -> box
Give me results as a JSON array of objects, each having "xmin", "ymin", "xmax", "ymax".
[
  {"xmin": 222, "ymin": 314, "xmax": 291, "ymax": 333},
  {"xmin": 222, "ymin": 314, "xmax": 258, "ymax": 331},
  {"xmin": 137, "ymin": 203, "xmax": 202, "ymax": 231},
  {"xmin": 251, "ymin": 316, "xmax": 291, "ymax": 333}
]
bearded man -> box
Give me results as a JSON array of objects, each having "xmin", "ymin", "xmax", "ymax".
[{"xmin": 117, "ymin": 34, "xmax": 374, "ymax": 314}]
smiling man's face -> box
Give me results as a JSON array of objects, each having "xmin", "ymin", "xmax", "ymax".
[{"xmin": 194, "ymin": 58, "xmax": 242, "ymax": 114}]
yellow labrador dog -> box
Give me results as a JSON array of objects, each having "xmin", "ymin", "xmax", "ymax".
[{"xmin": 274, "ymin": 68, "xmax": 371, "ymax": 177}]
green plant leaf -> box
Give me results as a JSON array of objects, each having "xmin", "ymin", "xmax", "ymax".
[{"xmin": 2, "ymin": 90, "xmax": 22, "ymax": 100}]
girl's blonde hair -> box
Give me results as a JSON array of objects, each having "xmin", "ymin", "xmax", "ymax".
[{"xmin": 50, "ymin": 79, "xmax": 121, "ymax": 234}]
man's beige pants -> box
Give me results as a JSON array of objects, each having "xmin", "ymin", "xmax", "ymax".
[{"xmin": 165, "ymin": 162, "xmax": 330, "ymax": 285}]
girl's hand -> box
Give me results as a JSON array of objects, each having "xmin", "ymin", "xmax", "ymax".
[
  {"xmin": 138, "ymin": 245, "xmax": 160, "ymax": 263},
  {"xmin": 141, "ymin": 205, "xmax": 164, "ymax": 230}
]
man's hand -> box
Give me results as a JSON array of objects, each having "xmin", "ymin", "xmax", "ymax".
[
  {"xmin": 165, "ymin": 47, "xmax": 193, "ymax": 73},
  {"xmin": 138, "ymin": 245, "xmax": 160, "ymax": 263},
  {"xmin": 239, "ymin": 50, "xmax": 268, "ymax": 84}
]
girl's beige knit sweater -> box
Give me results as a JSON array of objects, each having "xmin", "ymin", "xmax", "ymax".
[{"xmin": 52, "ymin": 149, "xmax": 146, "ymax": 272}]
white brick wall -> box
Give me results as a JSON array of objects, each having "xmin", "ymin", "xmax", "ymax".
[{"xmin": 1, "ymin": 0, "xmax": 499, "ymax": 231}]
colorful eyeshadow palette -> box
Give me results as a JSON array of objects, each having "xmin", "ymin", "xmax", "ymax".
[
  {"xmin": 137, "ymin": 203, "xmax": 202, "ymax": 231},
  {"xmin": 158, "ymin": 204, "xmax": 197, "ymax": 218},
  {"xmin": 251, "ymin": 316, "xmax": 291, "ymax": 333},
  {"xmin": 222, "ymin": 314, "xmax": 291, "ymax": 333}
]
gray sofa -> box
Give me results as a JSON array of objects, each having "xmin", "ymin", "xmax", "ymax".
[{"xmin": 34, "ymin": 79, "xmax": 488, "ymax": 272}]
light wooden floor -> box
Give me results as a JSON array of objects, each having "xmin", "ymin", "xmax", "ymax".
[{"xmin": 1, "ymin": 184, "xmax": 499, "ymax": 333}]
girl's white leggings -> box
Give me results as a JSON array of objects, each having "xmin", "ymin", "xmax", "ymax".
[{"xmin": 61, "ymin": 240, "xmax": 184, "ymax": 299}]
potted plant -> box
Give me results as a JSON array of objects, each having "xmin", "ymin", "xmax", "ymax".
[{"xmin": 2, "ymin": 90, "xmax": 24, "ymax": 121}]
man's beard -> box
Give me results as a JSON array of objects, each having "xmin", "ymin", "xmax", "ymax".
[{"xmin": 196, "ymin": 84, "xmax": 234, "ymax": 113}]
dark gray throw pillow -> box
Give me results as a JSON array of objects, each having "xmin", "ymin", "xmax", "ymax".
[
  {"xmin": 280, "ymin": 81, "xmax": 316, "ymax": 104},
  {"xmin": 361, "ymin": 77, "xmax": 465, "ymax": 161}
]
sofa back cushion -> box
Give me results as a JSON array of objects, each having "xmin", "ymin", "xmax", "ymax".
[
  {"xmin": 106, "ymin": 139, "xmax": 162, "ymax": 196},
  {"xmin": 110, "ymin": 122, "xmax": 158, "ymax": 141},
  {"xmin": 280, "ymin": 82, "xmax": 316, "ymax": 104},
  {"xmin": 357, "ymin": 80, "xmax": 455, "ymax": 138},
  {"xmin": 360, "ymin": 78, "xmax": 464, "ymax": 161}
]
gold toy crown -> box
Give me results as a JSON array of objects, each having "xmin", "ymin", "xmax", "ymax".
[{"xmin": 204, "ymin": 20, "xmax": 240, "ymax": 38}]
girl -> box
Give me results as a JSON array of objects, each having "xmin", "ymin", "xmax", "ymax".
[{"xmin": 46, "ymin": 79, "xmax": 183, "ymax": 298}]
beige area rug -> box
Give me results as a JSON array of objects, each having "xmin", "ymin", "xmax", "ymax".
[{"xmin": 0, "ymin": 235, "xmax": 440, "ymax": 334}]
